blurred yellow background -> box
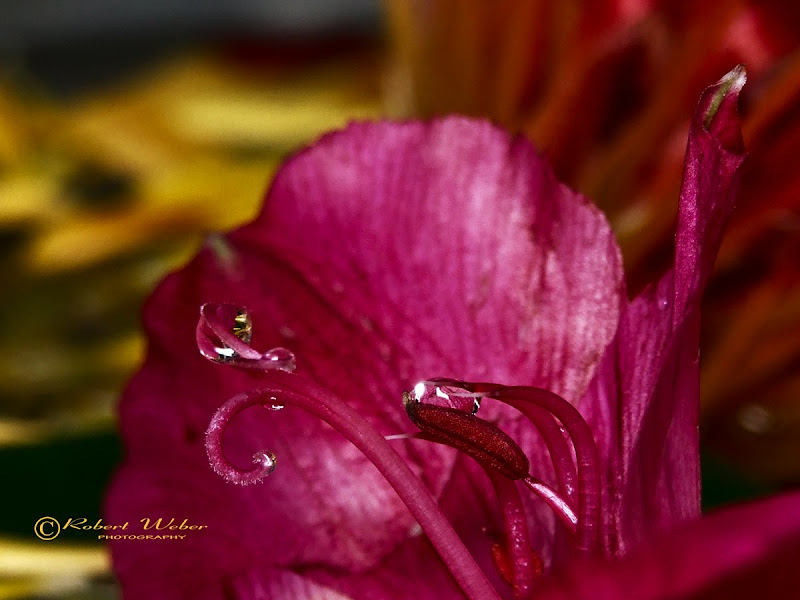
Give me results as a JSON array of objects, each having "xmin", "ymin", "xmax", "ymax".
[{"xmin": 1, "ymin": 2, "xmax": 383, "ymax": 597}]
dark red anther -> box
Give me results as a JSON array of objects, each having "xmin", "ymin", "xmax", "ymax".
[{"xmin": 403, "ymin": 393, "xmax": 530, "ymax": 480}]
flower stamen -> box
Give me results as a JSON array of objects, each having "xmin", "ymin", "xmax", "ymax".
[
  {"xmin": 522, "ymin": 477, "xmax": 578, "ymax": 532},
  {"xmin": 489, "ymin": 386, "xmax": 602, "ymax": 555},
  {"xmin": 412, "ymin": 379, "xmax": 578, "ymax": 505},
  {"xmin": 489, "ymin": 471, "xmax": 537, "ymax": 599},
  {"xmin": 403, "ymin": 392, "xmax": 530, "ymax": 480},
  {"xmin": 408, "ymin": 379, "xmax": 601, "ymax": 555},
  {"xmin": 203, "ymin": 372, "xmax": 501, "ymax": 600},
  {"xmin": 402, "ymin": 395, "xmax": 552, "ymax": 597}
]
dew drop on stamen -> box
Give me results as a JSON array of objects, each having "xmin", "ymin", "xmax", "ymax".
[
  {"xmin": 196, "ymin": 303, "xmax": 245, "ymax": 363},
  {"xmin": 409, "ymin": 379, "xmax": 487, "ymax": 415},
  {"xmin": 253, "ymin": 450, "xmax": 277, "ymax": 476},
  {"xmin": 196, "ymin": 303, "xmax": 296, "ymax": 371},
  {"xmin": 262, "ymin": 347, "xmax": 296, "ymax": 371}
]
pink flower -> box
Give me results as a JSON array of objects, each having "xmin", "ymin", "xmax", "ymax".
[{"xmin": 105, "ymin": 67, "xmax": 800, "ymax": 599}]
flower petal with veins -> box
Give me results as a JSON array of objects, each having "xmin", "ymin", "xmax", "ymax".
[
  {"xmin": 105, "ymin": 67, "xmax": 752, "ymax": 599},
  {"xmin": 106, "ymin": 117, "xmax": 623, "ymax": 594}
]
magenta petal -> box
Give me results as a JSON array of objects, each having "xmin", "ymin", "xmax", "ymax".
[
  {"xmin": 237, "ymin": 118, "xmax": 623, "ymax": 401},
  {"xmin": 536, "ymin": 491, "xmax": 800, "ymax": 600},
  {"xmin": 225, "ymin": 537, "xmax": 469, "ymax": 600},
  {"xmin": 106, "ymin": 117, "xmax": 625, "ymax": 594},
  {"xmin": 583, "ymin": 67, "xmax": 748, "ymax": 554},
  {"xmin": 227, "ymin": 569, "xmax": 356, "ymax": 600},
  {"xmin": 289, "ymin": 537, "xmax": 466, "ymax": 600}
]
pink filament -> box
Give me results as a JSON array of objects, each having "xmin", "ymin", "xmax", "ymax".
[
  {"xmin": 522, "ymin": 477, "xmax": 578, "ymax": 534},
  {"xmin": 488, "ymin": 472, "xmax": 536, "ymax": 599},
  {"xmin": 518, "ymin": 406, "xmax": 578, "ymax": 506},
  {"xmin": 400, "ymin": 403, "xmax": 578, "ymax": 592},
  {"xmin": 205, "ymin": 371, "xmax": 501, "ymax": 600},
  {"xmin": 491, "ymin": 386, "xmax": 601, "ymax": 555}
]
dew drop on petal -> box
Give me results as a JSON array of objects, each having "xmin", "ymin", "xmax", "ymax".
[{"xmin": 408, "ymin": 378, "xmax": 486, "ymax": 414}]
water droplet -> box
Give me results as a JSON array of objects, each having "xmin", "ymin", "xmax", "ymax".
[
  {"xmin": 253, "ymin": 450, "xmax": 277, "ymax": 475},
  {"xmin": 196, "ymin": 303, "xmax": 296, "ymax": 371},
  {"xmin": 262, "ymin": 347, "xmax": 296, "ymax": 371},
  {"xmin": 197, "ymin": 303, "xmax": 253, "ymax": 363},
  {"xmin": 658, "ymin": 298, "xmax": 669, "ymax": 310},
  {"xmin": 408, "ymin": 378, "xmax": 486, "ymax": 414}
]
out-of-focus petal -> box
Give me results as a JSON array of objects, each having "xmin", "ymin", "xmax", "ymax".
[{"xmin": 535, "ymin": 491, "xmax": 800, "ymax": 599}]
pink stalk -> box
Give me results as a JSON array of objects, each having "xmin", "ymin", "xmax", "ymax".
[
  {"xmin": 518, "ymin": 406, "xmax": 578, "ymax": 506},
  {"xmin": 522, "ymin": 477, "xmax": 577, "ymax": 534},
  {"xmin": 205, "ymin": 372, "xmax": 501, "ymax": 600},
  {"xmin": 490, "ymin": 386, "xmax": 601, "ymax": 555},
  {"xmin": 488, "ymin": 471, "xmax": 536, "ymax": 599}
]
